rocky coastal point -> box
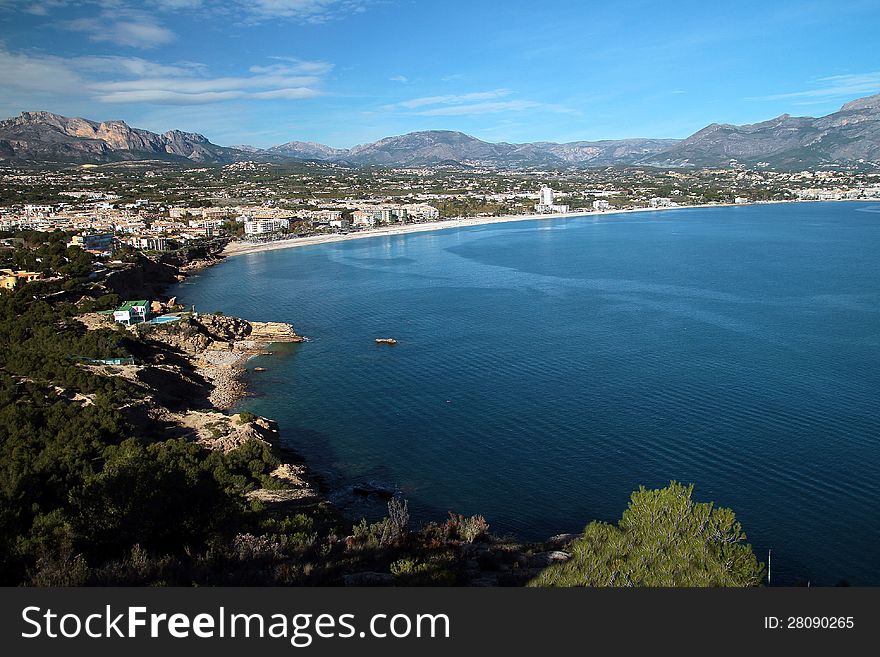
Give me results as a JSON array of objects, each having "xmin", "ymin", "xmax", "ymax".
[{"xmin": 76, "ymin": 307, "xmax": 321, "ymax": 508}]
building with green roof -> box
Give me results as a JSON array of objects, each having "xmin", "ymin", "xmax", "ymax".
[{"xmin": 112, "ymin": 300, "xmax": 150, "ymax": 325}]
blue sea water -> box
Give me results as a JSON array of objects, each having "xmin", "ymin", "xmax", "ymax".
[{"xmin": 174, "ymin": 202, "xmax": 880, "ymax": 585}]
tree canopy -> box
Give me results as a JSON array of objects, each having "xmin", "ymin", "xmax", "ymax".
[{"xmin": 530, "ymin": 482, "xmax": 764, "ymax": 587}]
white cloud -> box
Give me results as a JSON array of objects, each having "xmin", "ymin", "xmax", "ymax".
[
  {"xmin": 414, "ymin": 100, "xmax": 542, "ymax": 116},
  {"xmin": 94, "ymin": 87, "xmax": 319, "ymax": 104},
  {"xmin": 94, "ymin": 74, "xmax": 321, "ymax": 94},
  {"xmin": 1, "ymin": 0, "xmax": 373, "ymax": 30},
  {"xmin": 0, "ymin": 0, "xmax": 72, "ymax": 15},
  {"xmin": 63, "ymin": 13, "xmax": 177, "ymax": 49},
  {"xmin": 249, "ymin": 59, "xmax": 334, "ymax": 75},
  {"xmin": 0, "ymin": 45, "xmax": 329, "ymax": 107},
  {"xmin": 0, "ymin": 45, "xmax": 85, "ymax": 94},
  {"xmin": 399, "ymin": 89, "xmax": 512, "ymax": 109},
  {"xmin": 149, "ymin": 0, "xmax": 204, "ymax": 8},
  {"xmin": 236, "ymin": 0, "xmax": 370, "ymax": 23},
  {"xmin": 749, "ymin": 72, "xmax": 880, "ymax": 102},
  {"xmin": 391, "ymin": 89, "xmax": 568, "ymax": 117},
  {"xmin": 389, "ymin": 75, "xmax": 408, "ymax": 83},
  {"xmin": 74, "ymin": 55, "xmax": 204, "ymax": 78}
]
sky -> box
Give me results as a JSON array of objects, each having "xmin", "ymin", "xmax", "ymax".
[{"xmin": 0, "ymin": 0, "xmax": 879, "ymax": 148}]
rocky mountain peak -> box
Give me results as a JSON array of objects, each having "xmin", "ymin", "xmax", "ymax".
[{"xmin": 841, "ymin": 93, "xmax": 880, "ymax": 112}]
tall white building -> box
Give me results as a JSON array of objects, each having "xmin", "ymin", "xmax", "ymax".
[{"xmin": 535, "ymin": 185, "xmax": 569, "ymax": 214}]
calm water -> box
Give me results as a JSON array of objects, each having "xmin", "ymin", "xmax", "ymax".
[{"xmin": 174, "ymin": 202, "xmax": 880, "ymax": 585}]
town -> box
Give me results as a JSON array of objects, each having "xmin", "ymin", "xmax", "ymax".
[{"xmin": 1, "ymin": 160, "xmax": 879, "ymax": 259}]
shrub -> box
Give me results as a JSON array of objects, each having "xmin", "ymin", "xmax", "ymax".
[
  {"xmin": 231, "ymin": 533, "xmax": 284, "ymax": 561},
  {"xmin": 237, "ymin": 411, "xmax": 257, "ymax": 425},
  {"xmin": 445, "ymin": 513, "xmax": 489, "ymax": 543},
  {"xmin": 390, "ymin": 557, "xmax": 458, "ymax": 586}
]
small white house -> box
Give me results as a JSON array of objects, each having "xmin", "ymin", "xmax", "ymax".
[{"xmin": 113, "ymin": 300, "xmax": 149, "ymax": 325}]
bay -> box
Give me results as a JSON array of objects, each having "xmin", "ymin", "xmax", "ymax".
[{"xmin": 174, "ymin": 201, "xmax": 880, "ymax": 585}]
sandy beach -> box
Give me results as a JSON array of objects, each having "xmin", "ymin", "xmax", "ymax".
[
  {"xmin": 221, "ymin": 202, "xmax": 761, "ymax": 258},
  {"xmin": 222, "ymin": 198, "xmax": 880, "ymax": 258}
]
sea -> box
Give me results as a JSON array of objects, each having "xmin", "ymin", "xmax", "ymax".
[{"xmin": 173, "ymin": 201, "xmax": 880, "ymax": 586}]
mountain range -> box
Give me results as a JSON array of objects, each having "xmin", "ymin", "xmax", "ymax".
[{"xmin": 2, "ymin": 93, "xmax": 879, "ymax": 169}]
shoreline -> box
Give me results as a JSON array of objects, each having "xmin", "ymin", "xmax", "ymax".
[
  {"xmin": 188, "ymin": 319, "xmax": 306, "ymax": 410},
  {"xmin": 222, "ymin": 198, "xmax": 878, "ymax": 258},
  {"xmin": 219, "ymin": 198, "xmax": 870, "ymax": 258}
]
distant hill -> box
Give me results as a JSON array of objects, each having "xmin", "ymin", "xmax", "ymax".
[
  {"xmin": 0, "ymin": 111, "xmax": 244, "ymax": 164},
  {"xmin": 265, "ymin": 140, "xmax": 348, "ymax": 160},
  {"xmin": 3, "ymin": 93, "xmax": 880, "ymax": 168},
  {"xmin": 643, "ymin": 93, "xmax": 880, "ymax": 168}
]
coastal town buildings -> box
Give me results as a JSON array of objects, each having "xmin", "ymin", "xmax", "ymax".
[
  {"xmin": 69, "ymin": 232, "xmax": 115, "ymax": 252},
  {"xmin": 649, "ymin": 197, "xmax": 675, "ymax": 208},
  {"xmin": 0, "ymin": 269, "xmax": 43, "ymax": 291},
  {"xmin": 244, "ymin": 217, "xmax": 290, "ymax": 235},
  {"xmin": 2, "ymin": 158, "xmax": 878, "ymax": 261}
]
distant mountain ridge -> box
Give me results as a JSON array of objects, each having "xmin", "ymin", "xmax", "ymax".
[
  {"xmin": 0, "ymin": 111, "xmax": 243, "ymax": 164},
  {"xmin": 647, "ymin": 93, "xmax": 880, "ymax": 167},
  {"xmin": 2, "ymin": 93, "xmax": 880, "ymax": 168}
]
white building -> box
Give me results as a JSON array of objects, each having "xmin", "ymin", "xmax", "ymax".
[
  {"xmin": 24, "ymin": 204, "xmax": 53, "ymax": 217},
  {"xmin": 244, "ymin": 218, "xmax": 290, "ymax": 235},
  {"xmin": 535, "ymin": 186, "xmax": 570, "ymax": 214},
  {"xmin": 592, "ymin": 200, "xmax": 611, "ymax": 211},
  {"xmin": 352, "ymin": 211, "xmax": 376, "ymax": 228},
  {"xmin": 649, "ymin": 197, "xmax": 674, "ymax": 208},
  {"xmin": 122, "ymin": 236, "xmax": 169, "ymax": 251}
]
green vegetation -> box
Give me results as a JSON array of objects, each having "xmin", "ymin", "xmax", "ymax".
[{"xmin": 529, "ymin": 482, "xmax": 764, "ymax": 587}]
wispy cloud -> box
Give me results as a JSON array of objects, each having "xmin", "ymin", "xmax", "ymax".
[
  {"xmin": 93, "ymin": 71, "xmax": 325, "ymax": 103},
  {"xmin": 1, "ymin": 0, "xmax": 373, "ymax": 28},
  {"xmin": 0, "ymin": 45, "xmax": 85, "ymax": 95},
  {"xmin": 748, "ymin": 72, "xmax": 880, "ymax": 102},
  {"xmin": 399, "ymin": 89, "xmax": 512, "ymax": 109},
  {"xmin": 63, "ymin": 11, "xmax": 177, "ymax": 49},
  {"xmin": 234, "ymin": 0, "xmax": 371, "ymax": 24},
  {"xmin": 389, "ymin": 75, "xmax": 408, "ymax": 83},
  {"xmin": 7, "ymin": 0, "xmax": 72, "ymax": 15},
  {"xmin": 0, "ymin": 45, "xmax": 330, "ymax": 106},
  {"xmin": 149, "ymin": 0, "xmax": 204, "ymax": 8},
  {"xmin": 393, "ymin": 89, "xmax": 572, "ymax": 117},
  {"xmin": 74, "ymin": 55, "xmax": 207, "ymax": 78},
  {"xmin": 249, "ymin": 58, "xmax": 335, "ymax": 76},
  {"xmin": 414, "ymin": 100, "xmax": 542, "ymax": 116}
]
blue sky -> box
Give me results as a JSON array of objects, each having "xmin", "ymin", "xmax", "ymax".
[{"xmin": 1, "ymin": 0, "xmax": 879, "ymax": 148}]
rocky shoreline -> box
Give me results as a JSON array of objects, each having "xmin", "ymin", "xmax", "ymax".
[{"xmin": 188, "ymin": 317, "xmax": 306, "ymax": 410}]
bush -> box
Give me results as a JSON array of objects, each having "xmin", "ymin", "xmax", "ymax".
[
  {"xmin": 237, "ymin": 411, "xmax": 257, "ymax": 425},
  {"xmin": 390, "ymin": 557, "xmax": 458, "ymax": 586},
  {"xmin": 444, "ymin": 513, "xmax": 489, "ymax": 543}
]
